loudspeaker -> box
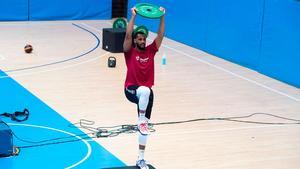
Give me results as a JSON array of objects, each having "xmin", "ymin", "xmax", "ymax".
[
  {"xmin": 102, "ymin": 28, "xmax": 126, "ymax": 53},
  {"xmin": 0, "ymin": 122, "xmax": 13, "ymax": 157}
]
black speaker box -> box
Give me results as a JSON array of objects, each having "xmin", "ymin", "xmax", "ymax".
[
  {"xmin": 102, "ymin": 28, "xmax": 126, "ymax": 53},
  {"xmin": 0, "ymin": 122, "xmax": 13, "ymax": 157}
]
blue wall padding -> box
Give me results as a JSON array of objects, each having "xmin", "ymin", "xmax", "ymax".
[
  {"xmin": 128, "ymin": 0, "xmax": 300, "ymax": 87},
  {"xmin": 204, "ymin": 0, "xmax": 263, "ymax": 69},
  {"xmin": 0, "ymin": 0, "xmax": 111, "ymax": 21},
  {"xmin": 30, "ymin": 0, "xmax": 111, "ymax": 20},
  {"xmin": 259, "ymin": 0, "xmax": 300, "ymax": 87},
  {"xmin": 0, "ymin": 0, "xmax": 29, "ymax": 21},
  {"xmin": 29, "ymin": 0, "xmax": 111, "ymax": 20}
]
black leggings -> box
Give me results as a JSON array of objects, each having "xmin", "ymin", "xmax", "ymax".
[{"xmin": 124, "ymin": 85, "xmax": 154, "ymax": 119}]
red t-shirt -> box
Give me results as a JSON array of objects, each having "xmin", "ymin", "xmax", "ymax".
[{"xmin": 124, "ymin": 41, "xmax": 158, "ymax": 88}]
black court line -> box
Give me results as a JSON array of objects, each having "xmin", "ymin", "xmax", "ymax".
[{"xmin": 4, "ymin": 23, "xmax": 100, "ymax": 73}]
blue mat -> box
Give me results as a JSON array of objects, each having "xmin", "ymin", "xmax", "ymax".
[{"xmin": 0, "ymin": 70, "xmax": 126, "ymax": 169}]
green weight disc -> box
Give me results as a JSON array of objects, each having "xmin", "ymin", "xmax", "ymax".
[
  {"xmin": 113, "ymin": 18, "xmax": 127, "ymax": 29},
  {"xmin": 133, "ymin": 25, "xmax": 149, "ymax": 37},
  {"xmin": 135, "ymin": 3, "xmax": 164, "ymax": 19}
]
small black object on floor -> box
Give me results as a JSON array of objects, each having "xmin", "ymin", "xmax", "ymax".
[{"xmin": 103, "ymin": 164, "xmax": 155, "ymax": 169}]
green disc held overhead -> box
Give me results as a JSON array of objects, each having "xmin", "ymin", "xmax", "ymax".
[
  {"xmin": 135, "ymin": 3, "xmax": 164, "ymax": 19},
  {"xmin": 113, "ymin": 18, "xmax": 127, "ymax": 29}
]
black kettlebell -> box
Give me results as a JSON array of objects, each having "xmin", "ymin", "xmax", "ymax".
[{"xmin": 108, "ymin": 56, "xmax": 116, "ymax": 68}]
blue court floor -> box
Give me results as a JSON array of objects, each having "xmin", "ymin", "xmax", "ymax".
[{"xmin": 0, "ymin": 70, "xmax": 125, "ymax": 168}]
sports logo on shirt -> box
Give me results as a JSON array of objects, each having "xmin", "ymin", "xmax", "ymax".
[{"xmin": 136, "ymin": 56, "xmax": 149, "ymax": 63}]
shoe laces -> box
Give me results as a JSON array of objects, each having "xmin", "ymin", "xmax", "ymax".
[
  {"xmin": 137, "ymin": 159, "xmax": 148, "ymax": 168},
  {"xmin": 139, "ymin": 122, "xmax": 149, "ymax": 132}
]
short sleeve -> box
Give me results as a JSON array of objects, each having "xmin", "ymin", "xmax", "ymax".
[
  {"xmin": 124, "ymin": 46, "xmax": 133, "ymax": 58},
  {"xmin": 148, "ymin": 40, "xmax": 158, "ymax": 53}
]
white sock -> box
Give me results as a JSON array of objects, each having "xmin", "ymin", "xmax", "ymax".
[
  {"xmin": 138, "ymin": 149, "xmax": 145, "ymax": 160},
  {"xmin": 139, "ymin": 111, "xmax": 146, "ymax": 121}
]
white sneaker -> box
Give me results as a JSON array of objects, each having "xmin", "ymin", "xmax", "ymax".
[{"xmin": 136, "ymin": 159, "xmax": 149, "ymax": 169}]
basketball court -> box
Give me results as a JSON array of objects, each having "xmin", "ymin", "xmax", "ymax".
[{"xmin": 0, "ymin": 19, "xmax": 299, "ymax": 168}]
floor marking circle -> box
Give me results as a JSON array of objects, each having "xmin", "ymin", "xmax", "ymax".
[{"xmin": 8, "ymin": 123, "xmax": 92, "ymax": 169}]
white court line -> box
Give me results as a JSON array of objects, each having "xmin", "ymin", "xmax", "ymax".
[
  {"xmin": 0, "ymin": 54, "xmax": 5, "ymax": 61},
  {"xmin": 161, "ymin": 44, "xmax": 300, "ymax": 102},
  {"xmin": 80, "ymin": 22, "xmax": 112, "ymax": 33},
  {"xmin": 0, "ymin": 52, "xmax": 110, "ymax": 79},
  {"xmin": 102, "ymin": 21, "xmax": 300, "ymax": 102},
  {"xmin": 8, "ymin": 123, "xmax": 92, "ymax": 169}
]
